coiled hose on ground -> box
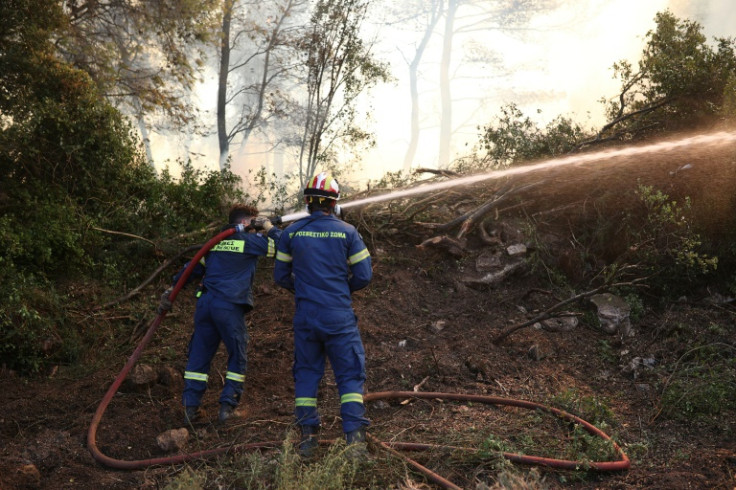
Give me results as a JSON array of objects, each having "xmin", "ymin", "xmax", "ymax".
[{"xmin": 86, "ymin": 225, "xmax": 629, "ymax": 488}]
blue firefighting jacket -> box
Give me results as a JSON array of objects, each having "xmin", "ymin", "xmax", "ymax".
[
  {"xmin": 174, "ymin": 225, "xmax": 282, "ymax": 307},
  {"xmin": 273, "ymin": 212, "xmax": 372, "ymax": 308}
]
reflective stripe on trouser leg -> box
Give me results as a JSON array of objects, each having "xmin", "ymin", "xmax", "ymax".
[
  {"xmin": 183, "ymin": 371, "xmax": 209, "ymax": 407},
  {"xmin": 295, "ymin": 397, "xmax": 319, "ymax": 426},
  {"xmin": 226, "ymin": 371, "xmax": 245, "ymax": 383},
  {"xmin": 340, "ymin": 393, "xmax": 363, "ymax": 404},
  {"xmin": 340, "ymin": 392, "xmax": 367, "ymax": 434}
]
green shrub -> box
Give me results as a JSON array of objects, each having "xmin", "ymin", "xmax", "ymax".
[
  {"xmin": 622, "ymin": 185, "xmax": 718, "ymax": 291},
  {"xmin": 550, "ymin": 388, "xmax": 617, "ymax": 428},
  {"xmin": 0, "ymin": 272, "xmax": 79, "ymax": 373},
  {"xmin": 660, "ymin": 344, "xmax": 736, "ymax": 420}
]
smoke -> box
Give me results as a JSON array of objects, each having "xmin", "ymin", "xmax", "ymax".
[
  {"xmin": 147, "ymin": 1, "xmax": 736, "ymax": 189},
  {"xmin": 669, "ymin": 0, "xmax": 736, "ymax": 38}
]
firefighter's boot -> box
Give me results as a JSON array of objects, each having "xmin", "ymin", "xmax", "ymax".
[
  {"xmin": 184, "ymin": 406, "xmax": 200, "ymax": 425},
  {"xmin": 218, "ymin": 403, "xmax": 236, "ymax": 423},
  {"xmin": 344, "ymin": 428, "xmax": 368, "ymax": 462},
  {"xmin": 298, "ymin": 425, "xmax": 319, "ymax": 459}
]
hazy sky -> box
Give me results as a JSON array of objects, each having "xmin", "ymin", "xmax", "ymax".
[
  {"xmin": 364, "ymin": 0, "xmax": 736, "ymax": 180},
  {"xmin": 151, "ymin": 0, "xmax": 736, "ymax": 188}
]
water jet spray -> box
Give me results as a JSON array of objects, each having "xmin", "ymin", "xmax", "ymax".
[{"xmin": 276, "ymin": 130, "xmax": 736, "ymax": 224}]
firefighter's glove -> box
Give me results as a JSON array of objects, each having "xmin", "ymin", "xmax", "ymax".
[
  {"xmin": 157, "ymin": 288, "xmax": 173, "ymax": 314},
  {"xmin": 254, "ymin": 217, "xmax": 273, "ymax": 233}
]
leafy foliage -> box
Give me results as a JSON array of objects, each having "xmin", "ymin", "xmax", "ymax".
[
  {"xmin": 0, "ymin": 3, "xmax": 249, "ymax": 373},
  {"xmin": 659, "ymin": 342, "xmax": 736, "ymax": 420},
  {"xmin": 462, "ymin": 103, "xmax": 590, "ymax": 171},
  {"xmin": 618, "ymin": 185, "xmax": 718, "ymax": 291},
  {"xmin": 296, "ymin": 0, "xmax": 390, "ymax": 187},
  {"xmin": 466, "ymin": 11, "xmax": 736, "ymax": 168},
  {"xmin": 597, "ymin": 10, "xmax": 736, "ymax": 141},
  {"xmin": 59, "ymin": 0, "xmax": 217, "ymax": 129}
]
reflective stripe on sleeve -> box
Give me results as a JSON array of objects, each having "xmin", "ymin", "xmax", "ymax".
[
  {"xmin": 276, "ymin": 250, "xmax": 292, "ymax": 262},
  {"xmin": 295, "ymin": 397, "xmax": 318, "ymax": 407},
  {"xmin": 226, "ymin": 371, "xmax": 245, "ymax": 383},
  {"xmin": 340, "ymin": 393, "xmax": 364, "ymax": 404},
  {"xmin": 267, "ymin": 238, "xmax": 276, "ymax": 258},
  {"xmin": 184, "ymin": 371, "xmax": 208, "ymax": 382},
  {"xmin": 347, "ymin": 248, "xmax": 370, "ymax": 265}
]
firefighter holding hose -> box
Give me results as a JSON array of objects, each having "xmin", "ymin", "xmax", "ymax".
[
  {"xmin": 159, "ymin": 204, "xmax": 281, "ymax": 425},
  {"xmin": 274, "ymin": 172, "xmax": 372, "ymax": 459}
]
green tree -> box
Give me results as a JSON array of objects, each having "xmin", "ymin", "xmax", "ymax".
[
  {"xmin": 468, "ymin": 103, "xmax": 588, "ymax": 170},
  {"xmin": 591, "ymin": 10, "xmax": 736, "ymax": 144},
  {"xmin": 59, "ymin": 0, "xmax": 217, "ymax": 167},
  {"xmin": 1, "ymin": 0, "xmax": 139, "ymax": 372},
  {"xmin": 295, "ymin": 0, "xmax": 390, "ymax": 188}
]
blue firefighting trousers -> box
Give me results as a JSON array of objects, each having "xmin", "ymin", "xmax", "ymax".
[
  {"xmin": 292, "ymin": 303, "xmax": 369, "ymax": 434},
  {"xmin": 183, "ymin": 293, "xmax": 249, "ymax": 408}
]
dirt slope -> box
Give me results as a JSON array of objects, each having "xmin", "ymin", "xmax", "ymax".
[{"xmin": 2, "ymin": 130, "xmax": 736, "ymax": 489}]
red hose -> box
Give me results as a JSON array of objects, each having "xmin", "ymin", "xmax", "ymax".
[
  {"xmin": 363, "ymin": 391, "xmax": 630, "ymax": 473},
  {"xmin": 87, "ymin": 226, "xmax": 630, "ymax": 484}
]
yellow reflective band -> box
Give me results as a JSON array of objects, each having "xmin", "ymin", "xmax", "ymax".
[
  {"xmin": 211, "ymin": 239, "xmax": 245, "ymax": 253},
  {"xmin": 267, "ymin": 238, "xmax": 275, "ymax": 258},
  {"xmin": 276, "ymin": 251, "xmax": 292, "ymax": 262},
  {"xmin": 348, "ymin": 248, "xmax": 370, "ymax": 265},
  {"xmin": 226, "ymin": 371, "xmax": 245, "ymax": 383},
  {"xmin": 184, "ymin": 371, "xmax": 208, "ymax": 382},
  {"xmin": 340, "ymin": 393, "xmax": 364, "ymax": 404},
  {"xmin": 199, "ymin": 257, "xmax": 206, "ymax": 266},
  {"xmin": 295, "ymin": 397, "xmax": 318, "ymax": 407}
]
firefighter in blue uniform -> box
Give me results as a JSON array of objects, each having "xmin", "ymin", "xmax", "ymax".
[
  {"xmin": 273, "ymin": 172, "xmax": 372, "ymax": 459},
  {"xmin": 161, "ymin": 204, "xmax": 281, "ymax": 424}
]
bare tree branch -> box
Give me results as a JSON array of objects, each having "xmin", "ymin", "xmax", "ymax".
[
  {"xmin": 413, "ymin": 167, "xmax": 460, "ymax": 177},
  {"xmin": 91, "ymin": 226, "xmax": 157, "ymax": 249},
  {"xmin": 95, "ymin": 245, "xmax": 201, "ymax": 310}
]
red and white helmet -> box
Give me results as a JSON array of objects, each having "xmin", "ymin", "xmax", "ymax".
[{"xmin": 304, "ymin": 172, "xmax": 340, "ymax": 203}]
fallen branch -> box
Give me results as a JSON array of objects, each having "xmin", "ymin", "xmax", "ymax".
[
  {"xmin": 413, "ymin": 167, "xmax": 460, "ymax": 177},
  {"xmin": 95, "ymin": 244, "xmax": 202, "ymax": 310},
  {"xmin": 436, "ymin": 182, "xmax": 540, "ymax": 238},
  {"xmin": 171, "ymin": 221, "xmax": 219, "ymax": 241},
  {"xmin": 492, "ymin": 277, "xmax": 647, "ymax": 344},
  {"xmin": 416, "ymin": 235, "xmax": 466, "ymax": 257},
  {"xmin": 91, "ymin": 226, "xmax": 158, "ymax": 249},
  {"xmin": 435, "ymin": 183, "xmax": 513, "ymax": 234},
  {"xmin": 478, "ymin": 219, "xmax": 503, "ymax": 246},
  {"xmin": 463, "ymin": 260, "xmax": 526, "ymax": 288},
  {"xmin": 401, "ymin": 376, "xmax": 431, "ymax": 405}
]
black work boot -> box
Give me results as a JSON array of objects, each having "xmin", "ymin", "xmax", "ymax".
[
  {"xmin": 298, "ymin": 425, "xmax": 320, "ymax": 459},
  {"xmin": 344, "ymin": 428, "xmax": 368, "ymax": 462},
  {"xmin": 218, "ymin": 403, "xmax": 236, "ymax": 423},
  {"xmin": 184, "ymin": 406, "xmax": 200, "ymax": 425}
]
